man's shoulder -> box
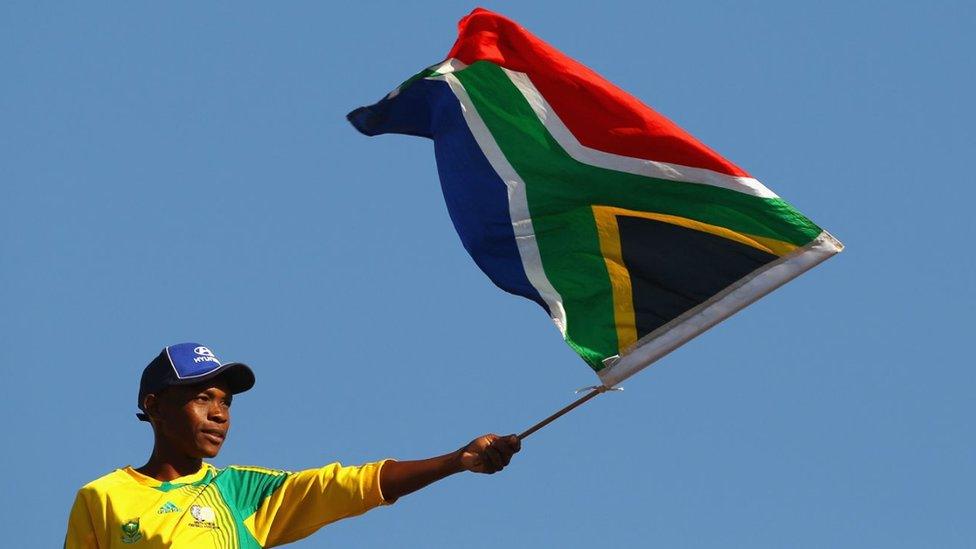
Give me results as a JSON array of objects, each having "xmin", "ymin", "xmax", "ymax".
[
  {"xmin": 75, "ymin": 468, "xmax": 131, "ymax": 497},
  {"xmin": 209, "ymin": 465, "xmax": 292, "ymax": 506},
  {"xmin": 218, "ymin": 464, "xmax": 290, "ymax": 478}
]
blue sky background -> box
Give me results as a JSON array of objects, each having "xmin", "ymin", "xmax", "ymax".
[{"xmin": 2, "ymin": 1, "xmax": 973, "ymax": 547}]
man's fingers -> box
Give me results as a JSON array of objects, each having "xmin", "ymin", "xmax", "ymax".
[
  {"xmin": 464, "ymin": 433, "xmax": 521, "ymax": 474},
  {"xmin": 508, "ymin": 434, "xmax": 522, "ymax": 453},
  {"xmin": 490, "ymin": 441, "xmax": 514, "ymax": 467},
  {"xmin": 491, "ymin": 435, "xmax": 519, "ymax": 461},
  {"xmin": 484, "ymin": 446, "xmax": 503, "ymax": 472}
]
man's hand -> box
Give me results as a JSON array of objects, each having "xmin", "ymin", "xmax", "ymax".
[{"xmin": 459, "ymin": 434, "xmax": 521, "ymax": 474}]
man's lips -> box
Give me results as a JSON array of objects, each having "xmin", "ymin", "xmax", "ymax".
[{"xmin": 201, "ymin": 429, "xmax": 226, "ymax": 444}]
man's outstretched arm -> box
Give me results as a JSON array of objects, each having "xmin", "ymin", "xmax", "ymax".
[{"xmin": 379, "ymin": 433, "xmax": 521, "ymax": 501}]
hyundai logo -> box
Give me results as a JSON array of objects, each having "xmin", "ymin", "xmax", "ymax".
[{"xmin": 194, "ymin": 346, "xmax": 215, "ymax": 357}]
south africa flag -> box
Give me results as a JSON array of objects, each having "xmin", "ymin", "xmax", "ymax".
[{"xmin": 349, "ymin": 8, "xmax": 842, "ymax": 387}]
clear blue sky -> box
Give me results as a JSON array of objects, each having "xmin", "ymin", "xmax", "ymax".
[{"xmin": 2, "ymin": 1, "xmax": 973, "ymax": 547}]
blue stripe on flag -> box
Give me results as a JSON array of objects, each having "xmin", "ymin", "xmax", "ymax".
[{"xmin": 348, "ymin": 79, "xmax": 549, "ymax": 313}]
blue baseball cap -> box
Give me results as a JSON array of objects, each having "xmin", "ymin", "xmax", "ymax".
[{"xmin": 136, "ymin": 342, "xmax": 255, "ymax": 422}]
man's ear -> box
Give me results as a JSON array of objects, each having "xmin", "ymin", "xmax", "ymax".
[{"xmin": 143, "ymin": 393, "xmax": 160, "ymax": 424}]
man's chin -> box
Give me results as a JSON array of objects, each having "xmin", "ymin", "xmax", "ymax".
[{"xmin": 194, "ymin": 438, "xmax": 224, "ymax": 458}]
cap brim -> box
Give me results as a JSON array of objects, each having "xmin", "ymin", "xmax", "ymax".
[
  {"xmin": 136, "ymin": 362, "xmax": 255, "ymax": 421},
  {"xmin": 171, "ymin": 362, "xmax": 256, "ymax": 394}
]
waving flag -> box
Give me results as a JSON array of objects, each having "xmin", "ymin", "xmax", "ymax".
[{"xmin": 349, "ymin": 8, "xmax": 842, "ymax": 387}]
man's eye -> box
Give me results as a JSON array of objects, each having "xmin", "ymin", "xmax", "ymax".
[{"xmin": 196, "ymin": 395, "xmax": 210, "ymax": 402}]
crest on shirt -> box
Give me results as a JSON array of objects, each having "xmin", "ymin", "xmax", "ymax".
[
  {"xmin": 120, "ymin": 518, "xmax": 142, "ymax": 544},
  {"xmin": 189, "ymin": 505, "xmax": 219, "ymax": 529}
]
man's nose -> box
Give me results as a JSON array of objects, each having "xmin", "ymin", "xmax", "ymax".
[{"xmin": 208, "ymin": 402, "xmax": 228, "ymax": 422}]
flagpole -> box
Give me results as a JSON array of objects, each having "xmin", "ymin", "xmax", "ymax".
[{"xmin": 518, "ymin": 386, "xmax": 609, "ymax": 440}]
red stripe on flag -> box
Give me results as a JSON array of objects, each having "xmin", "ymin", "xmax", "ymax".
[{"xmin": 446, "ymin": 8, "xmax": 751, "ymax": 178}]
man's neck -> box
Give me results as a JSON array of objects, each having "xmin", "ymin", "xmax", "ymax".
[{"xmin": 137, "ymin": 448, "xmax": 204, "ymax": 482}]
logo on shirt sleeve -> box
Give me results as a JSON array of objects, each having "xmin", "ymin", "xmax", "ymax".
[{"xmin": 120, "ymin": 518, "xmax": 142, "ymax": 544}]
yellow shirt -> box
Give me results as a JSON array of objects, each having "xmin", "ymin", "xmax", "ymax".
[{"xmin": 64, "ymin": 460, "xmax": 390, "ymax": 548}]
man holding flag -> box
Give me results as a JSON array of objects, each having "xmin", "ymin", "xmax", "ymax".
[
  {"xmin": 65, "ymin": 342, "xmax": 520, "ymax": 548},
  {"xmin": 67, "ymin": 5, "xmax": 840, "ymax": 546}
]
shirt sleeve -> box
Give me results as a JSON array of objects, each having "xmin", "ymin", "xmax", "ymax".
[
  {"xmin": 240, "ymin": 460, "xmax": 392, "ymax": 548},
  {"xmin": 64, "ymin": 489, "xmax": 102, "ymax": 549}
]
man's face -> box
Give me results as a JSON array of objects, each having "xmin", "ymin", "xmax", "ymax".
[{"xmin": 150, "ymin": 379, "xmax": 233, "ymax": 459}]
